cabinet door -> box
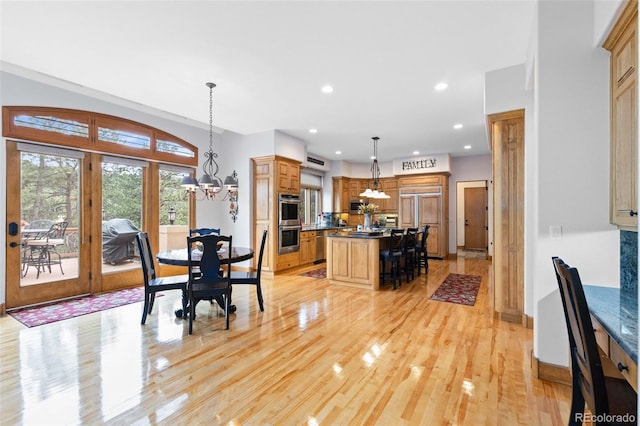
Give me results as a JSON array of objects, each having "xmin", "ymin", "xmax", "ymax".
[
  {"xmin": 277, "ymin": 161, "xmax": 300, "ymax": 193},
  {"xmin": 382, "ymin": 179, "xmax": 399, "ymax": 212},
  {"xmin": 341, "ymin": 179, "xmax": 350, "ymax": 212},
  {"xmin": 299, "ymin": 232, "xmax": 316, "ymax": 265},
  {"xmin": 418, "ymin": 195, "xmax": 442, "ymax": 257},
  {"xmin": 610, "ymin": 14, "xmax": 637, "ymax": 228},
  {"xmin": 289, "ymin": 163, "xmax": 300, "ymax": 192},
  {"xmin": 399, "ymin": 196, "xmax": 415, "ymax": 228},
  {"xmin": 612, "ymin": 79, "xmax": 637, "ymax": 226},
  {"xmin": 349, "ymin": 180, "xmax": 361, "ymax": 199}
]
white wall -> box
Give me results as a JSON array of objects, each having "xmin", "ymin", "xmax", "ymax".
[
  {"xmin": 532, "ymin": 0, "xmax": 619, "ymax": 366},
  {"xmin": 274, "ymin": 130, "xmax": 306, "ymax": 163},
  {"xmin": 593, "ymin": 0, "xmax": 626, "ymax": 47}
]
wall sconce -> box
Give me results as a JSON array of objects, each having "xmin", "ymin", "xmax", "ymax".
[
  {"xmin": 168, "ymin": 206, "xmax": 176, "ymax": 225},
  {"xmin": 226, "ymin": 170, "xmax": 238, "ymax": 223}
]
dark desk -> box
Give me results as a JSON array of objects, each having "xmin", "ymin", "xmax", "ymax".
[
  {"xmin": 157, "ymin": 246, "xmax": 254, "ymax": 266},
  {"xmin": 584, "ymin": 285, "xmax": 638, "ymax": 391}
]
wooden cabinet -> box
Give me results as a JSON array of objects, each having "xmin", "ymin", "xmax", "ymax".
[
  {"xmin": 326, "ymin": 236, "xmax": 380, "ymax": 290},
  {"xmin": 300, "ymin": 230, "xmax": 317, "ymax": 265},
  {"xmin": 253, "ymin": 155, "xmax": 301, "ymax": 273},
  {"xmin": 604, "ymin": 4, "xmax": 637, "ymax": 229},
  {"xmin": 592, "ymin": 315, "xmax": 638, "ymax": 392},
  {"xmin": 349, "ymin": 180, "xmax": 361, "ymax": 199},
  {"xmin": 277, "ymin": 159, "xmax": 300, "ymax": 194},
  {"xmin": 380, "ymin": 178, "xmax": 398, "ymax": 212},
  {"xmin": 398, "ymin": 174, "xmax": 449, "ymax": 259},
  {"xmin": 489, "ymin": 110, "xmax": 525, "ymax": 324},
  {"xmin": 332, "ymin": 177, "xmax": 350, "ymax": 212},
  {"xmin": 276, "ymin": 251, "xmax": 300, "ymax": 271}
]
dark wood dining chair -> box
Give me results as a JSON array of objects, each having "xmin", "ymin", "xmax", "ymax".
[
  {"xmin": 135, "ymin": 232, "xmax": 188, "ymax": 324},
  {"xmin": 402, "ymin": 228, "xmax": 418, "ymax": 283},
  {"xmin": 415, "ymin": 224, "xmax": 429, "ymax": 275},
  {"xmin": 230, "ymin": 230, "xmax": 267, "ymax": 311},
  {"xmin": 552, "ymin": 257, "xmax": 637, "ymax": 425},
  {"xmin": 187, "ymin": 233, "xmax": 233, "ymax": 334},
  {"xmin": 189, "ymin": 227, "xmax": 221, "ymax": 236},
  {"xmin": 379, "ymin": 229, "xmax": 404, "ymax": 290}
]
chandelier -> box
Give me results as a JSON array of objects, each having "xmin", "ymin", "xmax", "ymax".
[
  {"xmin": 359, "ymin": 136, "xmax": 390, "ymax": 199},
  {"xmin": 181, "ymin": 82, "xmax": 239, "ymax": 221}
]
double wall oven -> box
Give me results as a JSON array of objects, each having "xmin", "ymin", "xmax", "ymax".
[{"xmin": 278, "ymin": 194, "xmax": 301, "ymax": 254}]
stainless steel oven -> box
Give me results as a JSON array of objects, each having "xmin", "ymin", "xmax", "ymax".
[
  {"xmin": 278, "ymin": 225, "xmax": 301, "ymax": 254},
  {"xmin": 279, "ymin": 194, "xmax": 301, "ymax": 226}
]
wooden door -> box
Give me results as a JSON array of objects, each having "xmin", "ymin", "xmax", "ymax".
[
  {"xmin": 464, "ymin": 187, "xmax": 487, "ymax": 250},
  {"xmin": 490, "ymin": 109, "xmax": 525, "ymax": 324},
  {"xmin": 5, "ymin": 141, "xmax": 92, "ymax": 308}
]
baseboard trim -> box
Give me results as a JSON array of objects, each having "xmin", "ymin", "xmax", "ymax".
[
  {"xmin": 497, "ymin": 311, "xmax": 523, "ymax": 324},
  {"xmin": 532, "ymin": 353, "xmax": 571, "ymax": 386}
]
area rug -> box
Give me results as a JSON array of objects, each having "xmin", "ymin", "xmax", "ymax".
[
  {"xmin": 429, "ymin": 273, "xmax": 481, "ymax": 306},
  {"xmin": 299, "ymin": 267, "xmax": 327, "ymax": 279},
  {"xmin": 8, "ymin": 287, "xmax": 156, "ymax": 327}
]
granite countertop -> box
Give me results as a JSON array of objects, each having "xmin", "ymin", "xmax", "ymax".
[
  {"xmin": 326, "ymin": 231, "xmax": 389, "ymax": 239},
  {"xmin": 583, "ymin": 285, "xmax": 637, "ymax": 363},
  {"xmin": 301, "ymin": 226, "xmax": 345, "ymax": 232}
]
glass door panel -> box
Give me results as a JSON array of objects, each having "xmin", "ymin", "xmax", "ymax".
[
  {"xmin": 158, "ymin": 169, "xmax": 190, "ymax": 252},
  {"xmin": 6, "ymin": 141, "xmax": 90, "ymax": 308},
  {"xmin": 100, "ymin": 160, "xmax": 143, "ymax": 274},
  {"xmin": 20, "ymin": 151, "xmax": 80, "ymax": 283}
]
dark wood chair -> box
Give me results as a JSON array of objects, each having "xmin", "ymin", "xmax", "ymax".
[
  {"xmin": 415, "ymin": 224, "xmax": 429, "ymax": 275},
  {"xmin": 189, "ymin": 227, "xmax": 221, "ymax": 236},
  {"xmin": 230, "ymin": 230, "xmax": 267, "ymax": 311},
  {"xmin": 402, "ymin": 228, "xmax": 418, "ymax": 283},
  {"xmin": 552, "ymin": 257, "xmax": 637, "ymax": 425},
  {"xmin": 379, "ymin": 229, "xmax": 404, "ymax": 290},
  {"xmin": 135, "ymin": 232, "xmax": 188, "ymax": 324},
  {"xmin": 187, "ymin": 233, "xmax": 233, "ymax": 334}
]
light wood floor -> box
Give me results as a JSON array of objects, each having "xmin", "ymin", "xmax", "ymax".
[{"xmin": 0, "ymin": 256, "xmax": 572, "ymax": 425}]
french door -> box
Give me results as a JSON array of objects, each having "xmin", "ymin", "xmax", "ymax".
[
  {"xmin": 6, "ymin": 141, "xmax": 92, "ymax": 307},
  {"xmin": 3, "ymin": 106, "xmax": 198, "ymax": 309},
  {"xmin": 5, "ymin": 143, "xmax": 153, "ymax": 308}
]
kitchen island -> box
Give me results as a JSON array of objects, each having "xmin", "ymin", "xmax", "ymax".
[{"xmin": 326, "ymin": 231, "xmax": 390, "ymax": 290}]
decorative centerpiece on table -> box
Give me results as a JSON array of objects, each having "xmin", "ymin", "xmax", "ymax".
[{"xmin": 358, "ymin": 203, "xmax": 379, "ymax": 230}]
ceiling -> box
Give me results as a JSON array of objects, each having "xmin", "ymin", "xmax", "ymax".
[{"xmin": 0, "ymin": 1, "xmax": 535, "ymax": 164}]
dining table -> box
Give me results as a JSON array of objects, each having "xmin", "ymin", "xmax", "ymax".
[{"xmin": 156, "ymin": 245, "xmax": 254, "ymax": 318}]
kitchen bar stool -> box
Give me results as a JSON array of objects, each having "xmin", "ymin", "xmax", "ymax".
[
  {"xmin": 402, "ymin": 228, "xmax": 418, "ymax": 283},
  {"xmin": 415, "ymin": 225, "xmax": 429, "ymax": 275},
  {"xmin": 379, "ymin": 229, "xmax": 404, "ymax": 290}
]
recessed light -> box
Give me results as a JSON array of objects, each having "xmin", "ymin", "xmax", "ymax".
[
  {"xmin": 413, "ymin": 151, "xmax": 420, "ymax": 155},
  {"xmin": 434, "ymin": 82, "xmax": 448, "ymax": 91},
  {"xmin": 464, "ymin": 145, "xmax": 472, "ymax": 150},
  {"xmin": 453, "ymin": 123, "xmax": 463, "ymax": 129},
  {"xmin": 309, "ymin": 128, "xmax": 318, "ymax": 134},
  {"xmin": 321, "ymin": 85, "xmax": 334, "ymax": 94},
  {"xmin": 335, "ymin": 150, "xmax": 342, "ymax": 155}
]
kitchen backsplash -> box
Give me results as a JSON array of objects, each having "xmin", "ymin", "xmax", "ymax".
[{"xmin": 620, "ymin": 229, "xmax": 638, "ymax": 295}]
